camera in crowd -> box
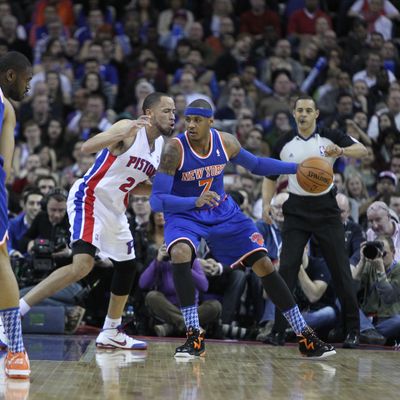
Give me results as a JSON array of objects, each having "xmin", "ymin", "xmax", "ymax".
[
  {"xmin": 11, "ymin": 237, "xmax": 69, "ymax": 287},
  {"xmin": 362, "ymin": 241, "xmax": 385, "ymax": 260}
]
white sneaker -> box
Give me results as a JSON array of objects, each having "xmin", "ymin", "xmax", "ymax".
[
  {"xmin": 0, "ymin": 317, "xmax": 8, "ymax": 349},
  {"xmin": 96, "ymin": 328, "xmax": 147, "ymax": 350}
]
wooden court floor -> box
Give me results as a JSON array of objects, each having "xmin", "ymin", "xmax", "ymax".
[{"xmin": 0, "ymin": 335, "xmax": 399, "ymax": 400}]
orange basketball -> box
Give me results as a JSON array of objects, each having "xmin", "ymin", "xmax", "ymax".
[{"xmin": 296, "ymin": 157, "xmax": 334, "ymax": 194}]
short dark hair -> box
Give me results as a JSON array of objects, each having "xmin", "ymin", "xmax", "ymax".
[
  {"xmin": 35, "ymin": 174, "xmax": 57, "ymax": 186},
  {"xmin": 187, "ymin": 99, "xmax": 212, "ymax": 109},
  {"xmin": 142, "ymin": 92, "xmax": 166, "ymax": 113},
  {"xmin": 22, "ymin": 188, "xmax": 43, "ymax": 204},
  {"xmin": 294, "ymin": 95, "xmax": 316, "ymax": 109},
  {"xmin": 0, "ymin": 51, "xmax": 31, "ymax": 74}
]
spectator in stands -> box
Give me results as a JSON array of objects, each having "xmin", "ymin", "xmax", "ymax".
[
  {"xmin": 74, "ymin": 8, "xmax": 105, "ymax": 45},
  {"xmin": 66, "ymin": 93, "xmax": 112, "ymax": 136},
  {"xmin": 0, "ymin": 14, "xmax": 31, "ymax": 60},
  {"xmin": 389, "ymin": 192, "xmax": 400, "ymax": 219},
  {"xmin": 213, "ymin": 33, "xmax": 253, "ymax": 82},
  {"xmin": 345, "ymin": 172, "xmax": 371, "ymax": 221},
  {"xmin": 197, "ymin": 243, "xmax": 246, "ymax": 339},
  {"xmin": 353, "ymin": 235, "xmax": 400, "ymax": 343},
  {"xmin": 258, "ymin": 69, "xmax": 295, "ymax": 125},
  {"xmin": 347, "ymin": 0, "xmax": 400, "ymax": 40},
  {"xmin": 215, "ymin": 85, "xmax": 249, "ymax": 120},
  {"xmin": 287, "ymin": 0, "xmax": 332, "ymax": 43},
  {"xmin": 260, "ymin": 39, "xmax": 304, "ymax": 88},
  {"xmin": 157, "ymin": 0, "xmax": 194, "ymax": 38},
  {"xmin": 239, "ymin": 0, "xmax": 281, "ymax": 39},
  {"xmin": 353, "ymin": 52, "xmax": 396, "ymax": 89},
  {"xmin": 8, "ymin": 189, "xmax": 43, "ymax": 257},
  {"xmin": 13, "ymin": 120, "xmax": 42, "ymax": 177},
  {"xmin": 36, "ymin": 175, "xmax": 57, "ymax": 196},
  {"xmin": 366, "ymin": 201, "xmax": 400, "ymax": 261},
  {"xmin": 128, "ymin": 195, "xmax": 152, "ymax": 270},
  {"xmin": 311, "ymin": 193, "xmax": 364, "ymax": 272},
  {"xmin": 368, "ymin": 88, "xmax": 400, "ymax": 141}
]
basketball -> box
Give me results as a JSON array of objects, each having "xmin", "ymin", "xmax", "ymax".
[{"xmin": 296, "ymin": 157, "xmax": 334, "ymax": 194}]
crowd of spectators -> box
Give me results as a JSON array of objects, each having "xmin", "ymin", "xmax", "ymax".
[{"xmin": 2, "ymin": 0, "xmax": 400, "ymax": 344}]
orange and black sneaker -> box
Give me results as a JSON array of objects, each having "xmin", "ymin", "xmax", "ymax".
[
  {"xmin": 5, "ymin": 351, "xmax": 31, "ymax": 379},
  {"xmin": 298, "ymin": 327, "xmax": 336, "ymax": 358},
  {"xmin": 174, "ymin": 327, "xmax": 205, "ymax": 358}
]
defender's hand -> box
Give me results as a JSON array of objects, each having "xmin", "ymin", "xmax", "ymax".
[
  {"xmin": 195, "ymin": 191, "xmax": 220, "ymax": 207},
  {"xmin": 122, "ymin": 116, "xmax": 151, "ymax": 138}
]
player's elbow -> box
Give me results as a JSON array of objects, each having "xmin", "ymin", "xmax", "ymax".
[{"xmin": 149, "ymin": 193, "xmax": 164, "ymax": 212}]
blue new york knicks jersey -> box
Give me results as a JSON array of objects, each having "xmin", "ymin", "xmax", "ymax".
[
  {"xmin": 166, "ymin": 128, "xmax": 238, "ymax": 224},
  {"xmin": 0, "ymin": 88, "xmax": 9, "ymax": 245},
  {"xmin": 164, "ymin": 128, "xmax": 267, "ymax": 267},
  {"xmin": 172, "ymin": 128, "xmax": 228, "ymax": 201}
]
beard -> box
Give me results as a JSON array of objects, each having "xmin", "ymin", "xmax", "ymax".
[{"xmin": 155, "ymin": 121, "xmax": 174, "ymax": 137}]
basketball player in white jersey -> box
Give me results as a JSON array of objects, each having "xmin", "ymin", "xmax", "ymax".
[{"xmin": 16, "ymin": 92, "xmax": 176, "ymax": 349}]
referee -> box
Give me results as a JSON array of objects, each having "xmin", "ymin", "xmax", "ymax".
[{"xmin": 263, "ymin": 95, "xmax": 367, "ymax": 348}]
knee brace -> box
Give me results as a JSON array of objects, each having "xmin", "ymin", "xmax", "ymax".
[{"xmin": 110, "ymin": 259, "xmax": 137, "ymax": 296}]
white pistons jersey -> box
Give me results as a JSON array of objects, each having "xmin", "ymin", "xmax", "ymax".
[{"xmin": 67, "ymin": 127, "xmax": 163, "ymax": 261}]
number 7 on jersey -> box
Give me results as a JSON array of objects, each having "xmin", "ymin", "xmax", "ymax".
[{"xmin": 199, "ymin": 178, "xmax": 213, "ymax": 195}]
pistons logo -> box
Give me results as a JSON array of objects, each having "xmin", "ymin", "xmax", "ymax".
[{"xmin": 249, "ymin": 232, "xmax": 264, "ymax": 246}]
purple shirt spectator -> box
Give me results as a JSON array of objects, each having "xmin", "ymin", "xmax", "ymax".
[{"xmin": 139, "ymin": 258, "xmax": 209, "ymax": 306}]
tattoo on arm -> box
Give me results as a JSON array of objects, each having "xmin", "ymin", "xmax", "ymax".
[
  {"xmin": 158, "ymin": 140, "xmax": 181, "ymax": 175},
  {"xmin": 220, "ymin": 131, "xmax": 241, "ymax": 158}
]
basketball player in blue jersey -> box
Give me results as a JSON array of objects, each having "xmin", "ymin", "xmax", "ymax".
[
  {"xmin": 0, "ymin": 52, "xmax": 32, "ymax": 378},
  {"xmin": 150, "ymin": 99, "xmax": 336, "ymax": 359}
]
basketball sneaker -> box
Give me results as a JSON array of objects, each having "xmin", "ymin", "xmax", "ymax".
[
  {"xmin": 174, "ymin": 327, "xmax": 205, "ymax": 358},
  {"xmin": 4, "ymin": 351, "xmax": 31, "ymax": 379},
  {"xmin": 298, "ymin": 327, "xmax": 336, "ymax": 358},
  {"xmin": 0, "ymin": 318, "xmax": 7, "ymax": 349},
  {"xmin": 96, "ymin": 326, "xmax": 147, "ymax": 350}
]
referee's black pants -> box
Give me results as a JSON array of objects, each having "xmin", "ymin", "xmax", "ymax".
[{"xmin": 273, "ymin": 189, "xmax": 360, "ymax": 335}]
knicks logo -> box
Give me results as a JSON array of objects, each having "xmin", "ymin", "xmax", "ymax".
[{"xmin": 249, "ymin": 232, "xmax": 264, "ymax": 246}]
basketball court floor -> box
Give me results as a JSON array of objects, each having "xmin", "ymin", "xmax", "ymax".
[{"xmin": 1, "ymin": 335, "xmax": 399, "ymax": 400}]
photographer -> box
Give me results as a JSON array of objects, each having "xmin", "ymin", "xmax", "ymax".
[
  {"xmin": 353, "ymin": 236, "xmax": 400, "ymax": 344},
  {"xmin": 16, "ymin": 188, "xmax": 85, "ymax": 333},
  {"xmin": 19, "ymin": 188, "xmax": 71, "ymax": 264},
  {"xmin": 366, "ymin": 201, "xmax": 400, "ymax": 262}
]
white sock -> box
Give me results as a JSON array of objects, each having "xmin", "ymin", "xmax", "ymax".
[
  {"xmin": 19, "ymin": 299, "xmax": 31, "ymax": 316},
  {"xmin": 103, "ymin": 316, "xmax": 122, "ymax": 330}
]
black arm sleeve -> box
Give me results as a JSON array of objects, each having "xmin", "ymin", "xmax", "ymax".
[{"xmin": 321, "ymin": 127, "xmax": 358, "ymax": 148}]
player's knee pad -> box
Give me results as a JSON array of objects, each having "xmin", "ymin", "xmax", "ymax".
[{"xmin": 110, "ymin": 259, "xmax": 137, "ymax": 296}]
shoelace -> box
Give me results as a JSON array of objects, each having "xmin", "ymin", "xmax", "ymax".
[
  {"xmin": 183, "ymin": 331, "xmax": 200, "ymax": 348},
  {"xmin": 303, "ymin": 328, "xmax": 327, "ymax": 348}
]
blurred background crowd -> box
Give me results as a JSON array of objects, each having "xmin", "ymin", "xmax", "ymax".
[{"xmin": 2, "ymin": 0, "xmax": 400, "ymax": 346}]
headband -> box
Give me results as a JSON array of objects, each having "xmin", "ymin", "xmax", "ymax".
[{"xmin": 184, "ymin": 107, "xmax": 213, "ymax": 118}]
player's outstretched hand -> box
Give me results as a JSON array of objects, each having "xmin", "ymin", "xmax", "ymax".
[
  {"xmin": 123, "ymin": 115, "xmax": 151, "ymax": 138},
  {"xmin": 196, "ymin": 191, "xmax": 220, "ymax": 208}
]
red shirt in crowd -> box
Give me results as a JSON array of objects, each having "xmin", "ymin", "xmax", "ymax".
[
  {"xmin": 288, "ymin": 8, "xmax": 331, "ymax": 35},
  {"xmin": 240, "ymin": 9, "xmax": 281, "ymax": 37}
]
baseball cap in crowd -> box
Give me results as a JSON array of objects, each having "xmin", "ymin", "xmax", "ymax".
[{"xmin": 378, "ymin": 171, "xmax": 398, "ymax": 186}]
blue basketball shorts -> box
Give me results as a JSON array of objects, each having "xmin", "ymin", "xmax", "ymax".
[{"xmin": 164, "ymin": 208, "xmax": 267, "ymax": 267}]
